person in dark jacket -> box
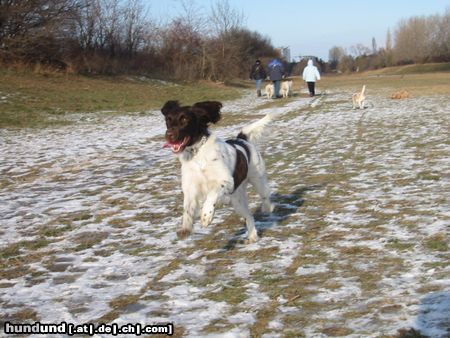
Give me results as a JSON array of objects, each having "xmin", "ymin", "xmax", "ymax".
[
  {"xmin": 250, "ymin": 59, "xmax": 267, "ymax": 97},
  {"xmin": 268, "ymin": 58, "xmax": 284, "ymax": 98}
]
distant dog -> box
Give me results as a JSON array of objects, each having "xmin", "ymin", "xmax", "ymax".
[
  {"xmin": 281, "ymin": 80, "xmax": 293, "ymax": 98},
  {"xmin": 161, "ymin": 100, "xmax": 273, "ymax": 243},
  {"xmin": 352, "ymin": 85, "xmax": 366, "ymax": 109},
  {"xmin": 391, "ymin": 90, "xmax": 409, "ymax": 99},
  {"xmin": 265, "ymin": 83, "xmax": 274, "ymax": 99}
]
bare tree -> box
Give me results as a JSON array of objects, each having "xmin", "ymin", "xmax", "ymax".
[
  {"xmin": 441, "ymin": 8, "xmax": 450, "ymax": 60},
  {"xmin": 328, "ymin": 46, "xmax": 346, "ymax": 70},
  {"xmin": 160, "ymin": 18, "xmax": 203, "ymax": 80},
  {"xmin": 350, "ymin": 43, "xmax": 370, "ymax": 57},
  {"xmin": 122, "ymin": 0, "xmax": 148, "ymax": 57},
  {"xmin": 338, "ymin": 54, "xmax": 355, "ymax": 73},
  {"xmin": 203, "ymin": 0, "xmax": 247, "ymax": 80},
  {"xmin": 75, "ymin": 0, "xmax": 102, "ymax": 50},
  {"xmin": 386, "ymin": 28, "xmax": 392, "ymax": 50},
  {"xmin": 0, "ymin": 0, "xmax": 279, "ymax": 78},
  {"xmin": 209, "ymin": 0, "xmax": 245, "ymax": 35},
  {"xmin": 176, "ymin": 0, "xmax": 207, "ymax": 34},
  {"xmin": 382, "ymin": 28, "xmax": 394, "ymax": 66},
  {"xmin": 431, "ymin": 10, "xmax": 450, "ymax": 61},
  {"xmin": 394, "ymin": 16, "xmax": 430, "ymax": 63},
  {"xmin": 0, "ymin": 0, "xmax": 80, "ymax": 63},
  {"xmin": 101, "ymin": 0, "xmax": 122, "ymax": 57}
]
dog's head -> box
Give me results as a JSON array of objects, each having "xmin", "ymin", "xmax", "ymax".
[{"xmin": 161, "ymin": 100, "xmax": 222, "ymax": 153}]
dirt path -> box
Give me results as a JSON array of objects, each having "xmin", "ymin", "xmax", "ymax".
[{"xmin": 1, "ymin": 90, "xmax": 449, "ymax": 337}]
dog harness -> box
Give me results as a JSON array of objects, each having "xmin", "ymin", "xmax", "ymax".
[{"xmin": 226, "ymin": 139, "xmax": 251, "ymax": 191}]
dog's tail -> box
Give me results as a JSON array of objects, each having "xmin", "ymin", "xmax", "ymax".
[
  {"xmin": 361, "ymin": 85, "xmax": 366, "ymax": 95},
  {"xmin": 237, "ymin": 114, "xmax": 273, "ymax": 144}
]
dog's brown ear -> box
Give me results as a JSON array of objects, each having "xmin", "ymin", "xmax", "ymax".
[
  {"xmin": 161, "ymin": 100, "xmax": 180, "ymax": 116},
  {"xmin": 192, "ymin": 101, "xmax": 222, "ymax": 124}
]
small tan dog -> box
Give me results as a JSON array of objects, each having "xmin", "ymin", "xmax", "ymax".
[
  {"xmin": 352, "ymin": 85, "xmax": 366, "ymax": 109},
  {"xmin": 391, "ymin": 90, "xmax": 409, "ymax": 99},
  {"xmin": 265, "ymin": 83, "xmax": 274, "ymax": 99},
  {"xmin": 281, "ymin": 80, "xmax": 293, "ymax": 98}
]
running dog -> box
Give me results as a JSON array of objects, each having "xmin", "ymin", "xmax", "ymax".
[
  {"xmin": 161, "ymin": 100, "xmax": 273, "ymax": 243},
  {"xmin": 352, "ymin": 85, "xmax": 366, "ymax": 109}
]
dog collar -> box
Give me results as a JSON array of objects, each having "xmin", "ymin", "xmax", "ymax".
[{"xmin": 185, "ymin": 136, "xmax": 208, "ymax": 157}]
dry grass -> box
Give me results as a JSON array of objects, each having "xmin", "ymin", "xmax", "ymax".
[
  {"xmin": 368, "ymin": 62, "xmax": 450, "ymax": 75},
  {"xmin": 319, "ymin": 71, "xmax": 450, "ymax": 96},
  {"xmin": 0, "ymin": 69, "xmax": 241, "ymax": 128},
  {"xmin": 2, "ymin": 65, "xmax": 449, "ymax": 128}
]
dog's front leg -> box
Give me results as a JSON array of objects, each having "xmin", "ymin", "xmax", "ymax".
[
  {"xmin": 177, "ymin": 179, "xmax": 200, "ymax": 239},
  {"xmin": 178, "ymin": 194, "xmax": 198, "ymax": 239},
  {"xmin": 201, "ymin": 180, "xmax": 233, "ymax": 227}
]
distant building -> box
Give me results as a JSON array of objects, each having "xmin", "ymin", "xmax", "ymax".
[{"xmin": 278, "ymin": 46, "xmax": 291, "ymax": 63}]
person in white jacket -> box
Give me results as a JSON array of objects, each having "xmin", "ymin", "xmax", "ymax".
[{"xmin": 302, "ymin": 59, "xmax": 321, "ymax": 97}]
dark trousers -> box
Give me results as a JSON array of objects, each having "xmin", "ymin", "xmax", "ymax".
[
  {"xmin": 307, "ymin": 82, "xmax": 316, "ymax": 96},
  {"xmin": 273, "ymin": 80, "xmax": 281, "ymax": 97}
]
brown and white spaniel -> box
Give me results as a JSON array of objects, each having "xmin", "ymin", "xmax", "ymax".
[{"xmin": 161, "ymin": 100, "xmax": 273, "ymax": 243}]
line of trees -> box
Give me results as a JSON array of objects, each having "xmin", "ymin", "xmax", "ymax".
[
  {"xmin": 0, "ymin": 0, "xmax": 278, "ymax": 80},
  {"xmin": 328, "ymin": 8, "xmax": 450, "ymax": 73}
]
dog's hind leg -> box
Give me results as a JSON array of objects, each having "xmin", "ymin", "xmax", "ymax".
[
  {"xmin": 231, "ymin": 187, "xmax": 258, "ymax": 243},
  {"xmin": 250, "ymin": 173, "xmax": 273, "ymax": 213},
  {"xmin": 248, "ymin": 154, "xmax": 274, "ymax": 213}
]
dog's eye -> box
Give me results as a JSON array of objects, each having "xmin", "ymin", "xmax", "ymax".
[{"xmin": 180, "ymin": 116, "xmax": 188, "ymax": 124}]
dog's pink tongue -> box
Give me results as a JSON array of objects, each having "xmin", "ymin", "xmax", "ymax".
[{"xmin": 163, "ymin": 140, "xmax": 182, "ymax": 151}]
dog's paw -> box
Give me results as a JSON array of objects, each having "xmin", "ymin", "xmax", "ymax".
[
  {"xmin": 245, "ymin": 231, "xmax": 259, "ymax": 244},
  {"xmin": 176, "ymin": 228, "xmax": 192, "ymax": 239},
  {"xmin": 201, "ymin": 205, "xmax": 215, "ymax": 227},
  {"xmin": 261, "ymin": 201, "xmax": 274, "ymax": 213}
]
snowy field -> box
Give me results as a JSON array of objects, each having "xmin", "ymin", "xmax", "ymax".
[{"xmin": 1, "ymin": 88, "xmax": 449, "ymax": 337}]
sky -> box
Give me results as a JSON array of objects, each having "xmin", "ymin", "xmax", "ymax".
[{"xmin": 149, "ymin": 0, "xmax": 450, "ymax": 61}]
